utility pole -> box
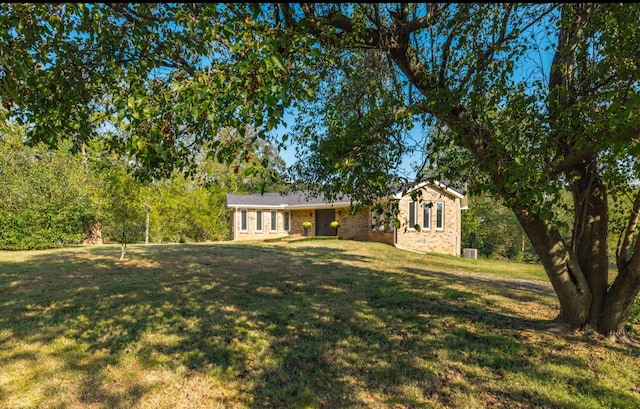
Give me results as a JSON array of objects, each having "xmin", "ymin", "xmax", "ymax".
[{"xmin": 144, "ymin": 203, "xmax": 151, "ymax": 244}]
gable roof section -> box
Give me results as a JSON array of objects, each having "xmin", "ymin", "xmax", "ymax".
[
  {"xmin": 393, "ymin": 180, "xmax": 466, "ymax": 200},
  {"xmin": 226, "ymin": 191, "xmax": 352, "ymax": 209}
]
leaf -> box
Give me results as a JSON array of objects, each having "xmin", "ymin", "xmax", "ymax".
[
  {"xmin": 270, "ymin": 54, "xmax": 286, "ymax": 72},
  {"xmin": 3, "ymin": 80, "xmax": 19, "ymax": 102},
  {"xmin": 243, "ymin": 166, "xmax": 255, "ymax": 177}
]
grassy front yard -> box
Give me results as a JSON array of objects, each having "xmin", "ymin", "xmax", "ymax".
[{"xmin": 0, "ymin": 240, "xmax": 638, "ymax": 408}]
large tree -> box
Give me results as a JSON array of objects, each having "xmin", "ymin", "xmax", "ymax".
[{"xmin": 2, "ymin": 3, "xmax": 640, "ymax": 342}]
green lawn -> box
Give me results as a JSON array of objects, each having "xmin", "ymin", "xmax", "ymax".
[{"xmin": 0, "ymin": 240, "xmax": 638, "ymax": 408}]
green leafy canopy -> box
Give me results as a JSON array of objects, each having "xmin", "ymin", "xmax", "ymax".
[{"xmin": 3, "ymin": 3, "xmax": 640, "ymax": 335}]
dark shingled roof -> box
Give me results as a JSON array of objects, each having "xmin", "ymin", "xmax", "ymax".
[
  {"xmin": 226, "ymin": 180, "xmax": 466, "ymax": 208},
  {"xmin": 225, "ymin": 191, "xmax": 352, "ymax": 207}
]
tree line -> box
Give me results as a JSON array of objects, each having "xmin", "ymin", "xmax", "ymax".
[{"xmin": 0, "ymin": 115, "xmax": 284, "ymax": 252}]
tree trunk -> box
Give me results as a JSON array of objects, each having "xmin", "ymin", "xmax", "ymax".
[
  {"xmin": 119, "ymin": 242, "xmax": 126, "ymax": 261},
  {"xmin": 515, "ymin": 208, "xmax": 592, "ymax": 327},
  {"xmin": 570, "ymin": 162, "xmax": 610, "ymax": 328},
  {"xmin": 598, "ymin": 266, "xmax": 640, "ymax": 339},
  {"xmin": 119, "ymin": 229, "xmax": 127, "ymax": 261},
  {"xmin": 82, "ymin": 219, "xmax": 103, "ymax": 245},
  {"xmin": 515, "ymin": 167, "xmax": 640, "ymax": 339},
  {"xmin": 599, "ymin": 188, "xmax": 640, "ymax": 338}
]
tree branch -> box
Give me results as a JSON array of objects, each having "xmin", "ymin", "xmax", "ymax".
[
  {"xmin": 105, "ymin": 3, "xmax": 172, "ymax": 23},
  {"xmin": 548, "ymin": 4, "xmax": 593, "ymax": 162},
  {"xmin": 297, "ymin": 6, "xmax": 381, "ymax": 48},
  {"xmin": 439, "ymin": 18, "xmax": 465, "ymax": 87},
  {"xmin": 549, "ymin": 147, "xmax": 596, "ymax": 176},
  {"xmin": 460, "ymin": 4, "xmax": 556, "ymax": 89},
  {"xmin": 618, "ymin": 187, "xmax": 640, "ymax": 270},
  {"xmin": 161, "ymin": 58, "xmax": 196, "ymax": 77}
]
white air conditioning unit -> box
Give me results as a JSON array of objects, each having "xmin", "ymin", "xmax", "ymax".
[{"xmin": 463, "ymin": 248, "xmax": 478, "ymax": 259}]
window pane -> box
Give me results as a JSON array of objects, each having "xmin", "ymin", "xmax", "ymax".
[
  {"xmin": 436, "ymin": 202, "xmax": 444, "ymax": 229},
  {"xmin": 409, "ymin": 202, "xmax": 416, "ymax": 227},
  {"xmin": 422, "ymin": 202, "xmax": 431, "ymax": 229},
  {"xmin": 284, "ymin": 212, "xmax": 290, "ymax": 231},
  {"xmin": 241, "ymin": 210, "xmax": 247, "ymax": 231},
  {"xmin": 256, "ymin": 210, "xmax": 263, "ymax": 231},
  {"xmin": 271, "ymin": 211, "xmax": 277, "ymax": 231}
]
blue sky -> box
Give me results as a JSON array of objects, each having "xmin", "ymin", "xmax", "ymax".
[
  {"xmin": 266, "ymin": 5, "xmax": 557, "ymax": 179},
  {"xmin": 270, "ymin": 110, "xmax": 428, "ymax": 178}
]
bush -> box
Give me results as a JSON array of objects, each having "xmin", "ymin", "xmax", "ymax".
[{"xmin": 0, "ymin": 139, "xmax": 94, "ymax": 250}]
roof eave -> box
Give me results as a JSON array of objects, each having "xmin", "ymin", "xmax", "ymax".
[
  {"xmin": 226, "ymin": 203, "xmax": 351, "ymax": 209},
  {"xmin": 227, "ymin": 204, "xmax": 288, "ymax": 209},
  {"xmin": 394, "ymin": 181, "xmax": 466, "ymax": 200},
  {"xmin": 286, "ymin": 202, "xmax": 351, "ymax": 209}
]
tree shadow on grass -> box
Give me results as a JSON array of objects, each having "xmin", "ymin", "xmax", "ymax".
[{"xmin": 1, "ymin": 243, "xmax": 639, "ymax": 408}]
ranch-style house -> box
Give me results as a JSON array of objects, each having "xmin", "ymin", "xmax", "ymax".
[{"xmin": 225, "ymin": 181, "xmax": 468, "ymax": 256}]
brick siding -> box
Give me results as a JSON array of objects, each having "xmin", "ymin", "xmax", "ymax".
[
  {"xmin": 394, "ymin": 185, "xmax": 462, "ymax": 255},
  {"xmin": 228, "ymin": 185, "xmax": 463, "ymax": 256}
]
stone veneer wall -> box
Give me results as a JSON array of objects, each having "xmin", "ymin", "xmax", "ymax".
[
  {"xmin": 230, "ymin": 206, "xmax": 395, "ymax": 242},
  {"xmin": 290, "ymin": 209, "xmax": 316, "ymax": 237},
  {"xmin": 334, "ymin": 206, "xmax": 369, "ymax": 240},
  {"xmin": 229, "ymin": 208, "xmax": 292, "ymax": 241},
  {"xmin": 394, "ymin": 185, "xmax": 462, "ymax": 255},
  {"xmin": 289, "ymin": 207, "xmax": 362, "ymax": 238},
  {"xmin": 328, "ymin": 206, "xmax": 391, "ymax": 244}
]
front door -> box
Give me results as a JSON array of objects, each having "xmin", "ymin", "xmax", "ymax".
[{"xmin": 315, "ymin": 209, "xmax": 335, "ymax": 236}]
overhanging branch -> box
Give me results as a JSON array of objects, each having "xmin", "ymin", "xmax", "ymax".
[
  {"xmin": 105, "ymin": 3, "xmax": 172, "ymax": 23},
  {"xmin": 549, "ymin": 147, "xmax": 596, "ymax": 176},
  {"xmin": 461, "ymin": 4, "xmax": 557, "ymax": 89},
  {"xmin": 618, "ymin": 187, "xmax": 640, "ymax": 270}
]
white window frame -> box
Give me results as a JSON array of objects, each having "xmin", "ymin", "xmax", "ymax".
[
  {"xmin": 283, "ymin": 211, "xmax": 290, "ymax": 232},
  {"xmin": 436, "ymin": 201, "xmax": 445, "ymax": 230},
  {"xmin": 256, "ymin": 210, "xmax": 263, "ymax": 232},
  {"xmin": 422, "ymin": 202, "xmax": 432, "ymax": 230},
  {"xmin": 240, "ymin": 210, "xmax": 248, "ymax": 232},
  {"xmin": 372, "ymin": 209, "xmax": 390, "ymax": 231},
  {"xmin": 270, "ymin": 210, "xmax": 278, "ymax": 232},
  {"xmin": 408, "ymin": 201, "xmax": 417, "ymax": 230},
  {"xmin": 387, "ymin": 213, "xmax": 395, "ymax": 231}
]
